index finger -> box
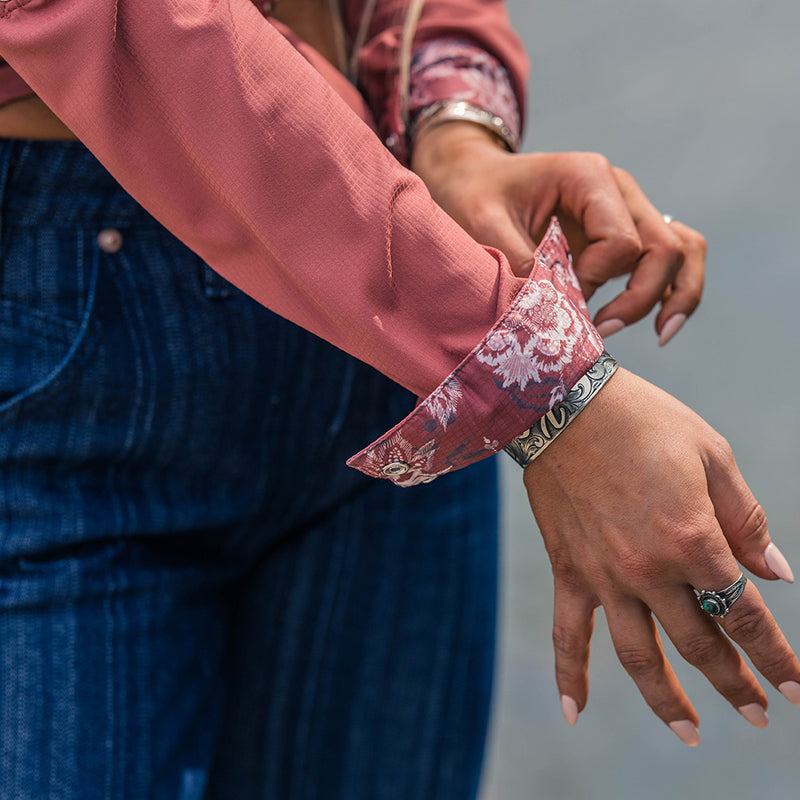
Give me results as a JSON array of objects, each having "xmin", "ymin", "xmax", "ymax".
[
  {"xmin": 590, "ymin": 171, "xmax": 686, "ymax": 329},
  {"xmin": 538, "ymin": 153, "xmax": 643, "ymax": 296}
]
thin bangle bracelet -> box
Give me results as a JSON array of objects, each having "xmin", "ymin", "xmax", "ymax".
[{"xmin": 410, "ymin": 101, "xmax": 518, "ymax": 153}]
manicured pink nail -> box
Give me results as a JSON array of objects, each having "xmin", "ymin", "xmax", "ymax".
[
  {"xmin": 778, "ymin": 681, "xmax": 800, "ymax": 705},
  {"xmin": 658, "ymin": 313, "xmax": 687, "ymax": 347},
  {"xmin": 765, "ymin": 543, "xmax": 794, "ymax": 583},
  {"xmin": 738, "ymin": 703, "xmax": 769, "ymax": 728},
  {"xmin": 668, "ymin": 720, "xmax": 700, "ymax": 746},
  {"xmin": 561, "ymin": 695, "xmax": 579, "ymax": 726},
  {"xmin": 595, "ymin": 318, "xmax": 625, "ymax": 339}
]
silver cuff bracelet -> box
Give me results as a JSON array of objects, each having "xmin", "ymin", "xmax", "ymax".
[
  {"xmin": 503, "ymin": 351, "xmax": 619, "ymax": 468},
  {"xmin": 410, "ymin": 101, "xmax": 518, "ymax": 153}
]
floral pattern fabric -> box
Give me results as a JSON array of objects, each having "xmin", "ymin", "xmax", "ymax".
[
  {"xmin": 407, "ymin": 38, "xmax": 521, "ymax": 151},
  {"xmin": 347, "ymin": 219, "xmax": 604, "ymax": 486}
]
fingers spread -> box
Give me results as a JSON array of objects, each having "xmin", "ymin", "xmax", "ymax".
[
  {"xmin": 717, "ymin": 582, "xmax": 800, "ymax": 695},
  {"xmin": 591, "ymin": 230, "xmax": 681, "ymax": 329},
  {"xmin": 558, "ymin": 163, "xmax": 706, "ymax": 341},
  {"xmin": 651, "ymin": 585, "xmax": 769, "ymax": 721},
  {"xmin": 603, "ymin": 597, "xmax": 699, "ymax": 739},
  {"xmin": 591, "ymin": 169, "xmax": 686, "ymax": 329}
]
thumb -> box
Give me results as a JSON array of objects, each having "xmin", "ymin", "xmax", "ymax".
[
  {"xmin": 706, "ymin": 440, "xmax": 794, "ymax": 583},
  {"xmin": 464, "ymin": 207, "xmax": 539, "ymax": 277}
]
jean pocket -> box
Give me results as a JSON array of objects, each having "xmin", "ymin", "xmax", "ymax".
[{"xmin": 0, "ymin": 227, "xmax": 99, "ymax": 419}]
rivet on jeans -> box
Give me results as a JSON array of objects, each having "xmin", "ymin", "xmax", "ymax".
[{"xmin": 97, "ymin": 228, "xmax": 123, "ymax": 254}]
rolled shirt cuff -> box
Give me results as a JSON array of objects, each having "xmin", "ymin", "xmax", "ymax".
[{"xmin": 347, "ymin": 218, "xmax": 605, "ymax": 486}]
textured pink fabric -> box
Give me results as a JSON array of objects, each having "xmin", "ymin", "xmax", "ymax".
[
  {"xmin": 266, "ymin": 16, "xmax": 377, "ymax": 125},
  {"xmin": 0, "ymin": 0, "xmax": 529, "ymax": 125},
  {"xmin": 0, "ymin": 0, "xmax": 600, "ymax": 483}
]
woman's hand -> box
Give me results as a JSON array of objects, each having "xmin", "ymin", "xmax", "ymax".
[
  {"xmin": 523, "ymin": 368, "xmax": 799, "ymax": 744},
  {"xmin": 411, "ymin": 123, "xmax": 706, "ymax": 345}
]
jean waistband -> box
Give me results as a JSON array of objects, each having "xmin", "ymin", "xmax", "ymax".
[{"xmin": 0, "ymin": 138, "xmax": 157, "ymax": 228}]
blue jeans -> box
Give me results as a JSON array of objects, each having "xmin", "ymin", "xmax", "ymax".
[{"xmin": 0, "ymin": 140, "xmax": 499, "ymax": 800}]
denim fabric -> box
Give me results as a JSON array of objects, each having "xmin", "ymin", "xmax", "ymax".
[{"xmin": 0, "ymin": 140, "xmax": 499, "ymax": 800}]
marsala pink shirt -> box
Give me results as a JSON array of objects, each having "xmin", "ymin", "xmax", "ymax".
[{"xmin": 0, "ymin": 0, "xmax": 603, "ymax": 486}]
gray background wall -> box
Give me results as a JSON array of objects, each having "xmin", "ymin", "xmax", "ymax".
[{"xmin": 482, "ymin": 2, "xmax": 800, "ymax": 798}]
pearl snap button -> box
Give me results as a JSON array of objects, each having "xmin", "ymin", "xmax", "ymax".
[
  {"xmin": 97, "ymin": 228, "xmax": 123, "ymax": 253},
  {"xmin": 381, "ymin": 461, "xmax": 409, "ymax": 477}
]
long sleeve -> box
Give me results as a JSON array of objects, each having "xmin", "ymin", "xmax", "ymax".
[
  {"xmin": 405, "ymin": 38, "xmax": 522, "ymax": 149},
  {"xmin": 344, "ymin": 0, "xmax": 528, "ymax": 160},
  {"xmin": 0, "ymin": 0, "xmax": 602, "ymax": 485}
]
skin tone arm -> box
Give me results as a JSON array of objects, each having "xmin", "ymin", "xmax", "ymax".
[{"xmin": 411, "ymin": 122, "xmax": 800, "ymax": 745}]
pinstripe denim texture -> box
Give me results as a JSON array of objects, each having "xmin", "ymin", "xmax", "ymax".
[{"xmin": 0, "ymin": 140, "xmax": 499, "ymax": 800}]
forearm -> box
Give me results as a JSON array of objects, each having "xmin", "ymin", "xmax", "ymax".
[
  {"xmin": 0, "ymin": 0, "xmax": 519, "ymax": 397},
  {"xmin": 0, "ymin": 0, "xmax": 603, "ymax": 483}
]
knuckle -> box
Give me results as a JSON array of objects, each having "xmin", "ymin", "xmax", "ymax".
[
  {"xmin": 679, "ymin": 635, "xmax": 723, "ymax": 669},
  {"xmin": 552, "ymin": 623, "xmax": 587, "ymax": 660},
  {"xmin": 654, "ymin": 235, "xmax": 686, "ymax": 270},
  {"xmin": 689, "ymin": 230, "xmax": 708, "ymax": 257},
  {"xmin": 752, "ymin": 504, "xmax": 769, "ymax": 536},
  {"xmin": 583, "ymin": 151, "xmax": 613, "ymax": 174},
  {"xmin": 606, "ymin": 230, "xmax": 642, "ymax": 265},
  {"xmin": 549, "ymin": 549, "xmax": 586, "ymax": 593},
  {"xmin": 755, "ymin": 650, "xmax": 796, "ymax": 678},
  {"xmin": 554, "ymin": 565, "xmax": 585, "ymax": 595},
  {"xmin": 706, "ymin": 431, "xmax": 735, "ymax": 465},
  {"xmin": 724, "ymin": 605, "xmax": 765, "ymax": 641},
  {"xmin": 463, "ymin": 197, "xmax": 504, "ymax": 232},
  {"xmin": 619, "ymin": 553, "xmax": 663, "ymax": 593},
  {"xmin": 670, "ymin": 520, "xmax": 716, "ymax": 563},
  {"xmin": 737, "ymin": 503, "xmax": 769, "ymax": 545},
  {"xmin": 611, "ymin": 165, "xmax": 632, "ymax": 183},
  {"xmin": 616, "ymin": 645, "xmax": 663, "ymax": 678}
]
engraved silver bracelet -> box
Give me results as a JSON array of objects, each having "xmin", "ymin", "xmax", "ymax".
[
  {"xmin": 503, "ymin": 352, "xmax": 619, "ymax": 468},
  {"xmin": 410, "ymin": 101, "xmax": 518, "ymax": 153}
]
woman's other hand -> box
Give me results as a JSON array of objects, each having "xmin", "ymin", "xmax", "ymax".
[
  {"xmin": 523, "ymin": 368, "xmax": 799, "ymax": 743},
  {"xmin": 411, "ymin": 123, "xmax": 706, "ymax": 346}
]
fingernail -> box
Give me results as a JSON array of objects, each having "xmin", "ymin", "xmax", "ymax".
[
  {"xmin": 738, "ymin": 703, "xmax": 769, "ymax": 728},
  {"xmin": 765, "ymin": 543, "xmax": 795, "ymax": 583},
  {"xmin": 561, "ymin": 695, "xmax": 579, "ymax": 726},
  {"xmin": 595, "ymin": 318, "xmax": 625, "ymax": 339},
  {"xmin": 778, "ymin": 681, "xmax": 800, "ymax": 705},
  {"xmin": 658, "ymin": 313, "xmax": 687, "ymax": 347},
  {"xmin": 668, "ymin": 720, "xmax": 700, "ymax": 747}
]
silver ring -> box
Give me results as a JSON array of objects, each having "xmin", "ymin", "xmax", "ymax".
[
  {"xmin": 694, "ymin": 573, "xmax": 747, "ymax": 618},
  {"xmin": 662, "ymin": 214, "xmax": 674, "ymax": 225}
]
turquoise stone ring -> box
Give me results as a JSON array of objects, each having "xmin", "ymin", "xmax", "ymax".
[{"xmin": 694, "ymin": 574, "xmax": 747, "ymax": 618}]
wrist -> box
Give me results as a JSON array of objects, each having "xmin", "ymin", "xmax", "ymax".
[
  {"xmin": 410, "ymin": 100, "xmax": 518, "ymax": 154},
  {"xmin": 410, "ymin": 121, "xmax": 508, "ymax": 194},
  {"xmin": 509, "ymin": 352, "xmax": 620, "ymax": 469}
]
